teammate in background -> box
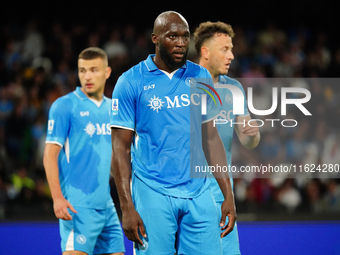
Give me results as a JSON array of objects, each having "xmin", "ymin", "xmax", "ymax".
[
  {"xmin": 194, "ymin": 22, "xmax": 261, "ymax": 254},
  {"xmin": 111, "ymin": 11, "xmax": 236, "ymax": 255},
  {"xmin": 43, "ymin": 47, "xmax": 125, "ymax": 255}
]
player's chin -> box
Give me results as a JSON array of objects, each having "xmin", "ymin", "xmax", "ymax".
[
  {"xmin": 172, "ymin": 55, "xmax": 187, "ymax": 67},
  {"xmin": 220, "ymin": 67, "xmax": 229, "ymax": 75},
  {"xmin": 83, "ymin": 88, "xmax": 93, "ymax": 94},
  {"xmin": 84, "ymin": 87, "xmax": 98, "ymax": 96},
  {"xmin": 173, "ymin": 51, "xmax": 188, "ymax": 61}
]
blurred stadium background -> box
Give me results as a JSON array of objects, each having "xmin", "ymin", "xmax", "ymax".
[{"xmin": 1, "ymin": 1, "xmax": 340, "ymax": 254}]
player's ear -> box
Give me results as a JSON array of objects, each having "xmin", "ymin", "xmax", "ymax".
[
  {"xmin": 201, "ymin": 46, "xmax": 210, "ymax": 60},
  {"xmin": 105, "ymin": 66, "xmax": 112, "ymax": 80},
  {"xmin": 151, "ymin": 33, "xmax": 158, "ymax": 45}
]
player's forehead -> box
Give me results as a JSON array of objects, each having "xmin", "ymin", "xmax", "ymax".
[
  {"xmin": 78, "ymin": 57, "xmax": 107, "ymax": 68},
  {"xmin": 164, "ymin": 22, "xmax": 190, "ymax": 35},
  {"xmin": 209, "ymin": 33, "xmax": 233, "ymax": 47},
  {"xmin": 155, "ymin": 12, "xmax": 189, "ymax": 35}
]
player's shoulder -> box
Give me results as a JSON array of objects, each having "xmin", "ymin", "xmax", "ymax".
[
  {"xmin": 122, "ymin": 61, "xmax": 144, "ymax": 80},
  {"xmin": 51, "ymin": 90, "xmax": 75, "ymax": 108},
  {"xmin": 121, "ymin": 55, "xmax": 155, "ymax": 81},
  {"xmin": 50, "ymin": 88, "xmax": 85, "ymax": 114},
  {"xmin": 114, "ymin": 65, "xmax": 142, "ymax": 96},
  {"xmin": 116, "ymin": 59, "xmax": 147, "ymax": 91},
  {"xmin": 102, "ymin": 95, "xmax": 111, "ymax": 107},
  {"xmin": 103, "ymin": 95, "xmax": 111, "ymax": 102},
  {"xmin": 186, "ymin": 60, "xmax": 211, "ymax": 78},
  {"xmin": 219, "ymin": 75, "xmax": 244, "ymax": 89}
]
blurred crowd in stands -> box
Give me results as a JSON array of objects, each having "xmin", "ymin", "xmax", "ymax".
[{"xmin": 0, "ymin": 19, "xmax": 339, "ymax": 220}]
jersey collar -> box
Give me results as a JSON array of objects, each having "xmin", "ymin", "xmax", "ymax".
[
  {"xmin": 74, "ymin": 86, "xmax": 88, "ymax": 100},
  {"xmin": 144, "ymin": 54, "xmax": 187, "ymax": 72},
  {"xmin": 218, "ymin": 75, "xmax": 229, "ymax": 84},
  {"xmin": 74, "ymin": 86, "xmax": 108, "ymax": 102}
]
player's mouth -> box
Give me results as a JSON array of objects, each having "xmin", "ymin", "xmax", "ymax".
[
  {"xmin": 173, "ymin": 52, "xmax": 185, "ymax": 59},
  {"xmin": 85, "ymin": 83, "xmax": 94, "ymax": 88}
]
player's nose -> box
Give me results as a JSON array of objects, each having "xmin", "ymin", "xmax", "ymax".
[
  {"xmin": 84, "ymin": 71, "xmax": 92, "ymax": 80},
  {"xmin": 228, "ymin": 51, "xmax": 234, "ymax": 60},
  {"xmin": 176, "ymin": 36, "xmax": 186, "ymax": 47}
]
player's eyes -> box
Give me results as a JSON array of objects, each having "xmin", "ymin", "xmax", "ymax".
[{"xmin": 222, "ymin": 47, "xmax": 233, "ymax": 52}]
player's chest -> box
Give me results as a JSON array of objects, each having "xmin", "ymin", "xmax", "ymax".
[
  {"xmin": 70, "ymin": 103, "xmax": 111, "ymax": 137},
  {"xmin": 215, "ymin": 88, "xmax": 236, "ymax": 122},
  {"xmin": 139, "ymin": 77, "xmax": 191, "ymax": 114}
]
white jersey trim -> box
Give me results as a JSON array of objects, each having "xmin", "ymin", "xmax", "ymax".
[
  {"xmin": 64, "ymin": 137, "xmax": 70, "ymax": 163},
  {"xmin": 144, "ymin": 60, "xmax": 151, "ymax": 71},
  {"xmin": 88, "ymin": 97, "xmax": 103, "ymax": 107},
  {"xmin": 110, "ymin": 124, "xmax": 135, "ymax": 132},
  {"xmin": 73, "ymin": 90, "xmax": 84, "ymax": 100},
  {"xmin": 159, "ymin": 69, "xmax": 179, "ymax": 79},
  {"xmin": 202, "ymin": 116, "xmax": 217, "ymax": 124},
  {"xmin": 65, "ymin": 229, "xmax": 74, "ymax": 251},
  {"xmin": 45, "ymin": 141, "xmax": 63, "ymax": 147}
]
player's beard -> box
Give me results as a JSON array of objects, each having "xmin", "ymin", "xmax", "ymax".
[{"xmin": 159, "ymin": 44, "xmax": 188, "ymax": 71}]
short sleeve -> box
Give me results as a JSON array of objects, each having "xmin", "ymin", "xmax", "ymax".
[
  {"xmin": 110, "ymin": 75, "xmax": 136, "ymax": 131},
  {"xmin": 45, "ymin": 97, "xmax": 71, "ymax": 147}
]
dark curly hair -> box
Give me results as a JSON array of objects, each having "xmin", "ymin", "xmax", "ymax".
[{"xmin": 193, "ymin": 21, "xmax": 235, "ymax": 56}]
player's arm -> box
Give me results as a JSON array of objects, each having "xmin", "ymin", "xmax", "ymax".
[
  {"xmin": 111, "ymin": 127, "xmax": 146, "ymax": 246},
  {"xmin": 43, "ymin": 143, "xmax": 77, "ymax": 220},
  {"xmin": 234, "ymin": 115, "xmax": 260, "ymax": 150},
  {"xmin": 202, "ymin": 120, "xmax": 237, "ymax": 238}
]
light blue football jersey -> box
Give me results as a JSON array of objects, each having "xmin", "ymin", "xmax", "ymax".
[
  {"xmin": 110, "ymin": 54, "xmax": 218, "ymax": 198},
  {"xmin": 209, "ymin": 75, "xmax": 249, "ymax": 202},
  {"xmin": 46, "ymin": 87, "xmax": 113, "ymax": 209}
]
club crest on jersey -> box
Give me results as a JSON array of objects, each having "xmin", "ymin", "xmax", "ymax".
[
  {"xmin": 112, "ymin": 99, "xmax": 118, "ymax": 115},
  {"xmin": 225, "ymin": 94, "xmax": 233, "ymax": 104},
  {"xmin": 185, "ymin": 77, "xmax": 196, "ymax": 87},
  {"xmin": 138, "ymin": 238, "xmax": 149, "ymax": 251},
  {"xmin": 76, "ymin": 234, "xmax": 86, "ymax": 245},
  {"xmin": 148, "ymin": 96, "xmax": 165, "ymax": 113}
]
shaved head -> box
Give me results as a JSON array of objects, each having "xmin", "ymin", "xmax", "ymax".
[
  {"xmin": 151, "ymin": 11, "xmax": 190, "ymax": 72},
  {"xmin": 153, "ymin": 11, "xmax": 189, "ymax": 34}
]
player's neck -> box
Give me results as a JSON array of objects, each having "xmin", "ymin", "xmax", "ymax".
[
  {"xmin": 199, "ymin": 59, "xmax": 219, "ymax": 84},
  {"xmin": 81, "ymin": 87, "xmax": 103, "ymax": 102},
  {"xmin": 88, "ymin": 94, "xmax": 103, "ymax": 102},
  {"xmin": 211, "ymin": 75, "xmax": 219, "ymax": 84},
  {"xmin": 88, "ymin": 97, "xmax": 103, "ymax": 107},
  {"xmin": 153, "ymin": 54, "xmax": 178, "ymax": 73}
]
